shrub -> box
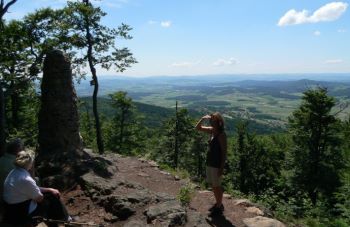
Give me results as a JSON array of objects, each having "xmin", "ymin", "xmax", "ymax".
[{"xmin": 177, "ymin": 184, "xmax": 195, "ymax": 206}]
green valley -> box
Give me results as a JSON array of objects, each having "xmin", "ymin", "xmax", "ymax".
[{"xmin": 77, "ymin": 76, "xmax": 350, "ymax": 134}]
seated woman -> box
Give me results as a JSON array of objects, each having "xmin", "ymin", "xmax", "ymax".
[{"xmin": 2, "ymin": 150, "xmax": 71, "ymax": 227}]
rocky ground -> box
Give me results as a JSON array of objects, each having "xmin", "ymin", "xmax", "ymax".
[{"xmin": 55, "ymin": 150, "xmax": 285, "ymax": 227}]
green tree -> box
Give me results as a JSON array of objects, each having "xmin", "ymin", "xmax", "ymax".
[
  {"xmin": 335, "ymin": 172, "xmax": 350, "ymax": 224},
  {"xmin": 235, "ymin": 121, "xmax": 248, "ymax": 192},
  {"xmin": 175, "ymin": 105, "xmax": 195, "ymax": 170},
  {"xmin": 288, "ymin": 87, "xmax": 344, "ymax": 205},
  {"xmin": 6, "ymin": 88, "xmax": 39, "ymax": 147},
  {"xmin": 189, "ymin": 131, "xmax": 207, "ymax": 180},
  {"xmin": 334, "ymin": 116, "xmax": 350, "ymax": 223},
  {"xmin": 157, "ymin": 106, "xmax": 194, "ymax": 169},
  {"xmin": 23, "ymin": 7, "xmax": 70, "ymax": 78},
  {"xmin": 0, "ymin": 8, "xmax": 66, "ymax": 150},
  {"xmin": 79, "ymin": 100, "xmax": 94, "ymax": 147},
  {"xmin": 234, "ymin": 121, "xmax": 285, "ymax": 195},
  {"xmin": 105, "ymin": 91, "xmax": 145, "ymax": 154},
  {"xmin": 0, "ymin": 0, "xmax": 18, "ymax": 155},
  {"xmin": 0, "ymin": 20, "xmax": 33, "ymax": 130},
  {"xmin": 63, "ymin": 0, "xmax": 137, "ymax": 154}
]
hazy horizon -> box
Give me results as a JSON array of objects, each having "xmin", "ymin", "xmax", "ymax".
[{"xmin": 93, "ymin": 73, "xmax": 350, "ymax": 82}]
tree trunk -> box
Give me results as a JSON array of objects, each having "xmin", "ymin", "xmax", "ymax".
[
  {"xmin": 84, "ymin": 0, "xmax": 104, "ymax": 154},
  {"xmin": 84, "ymin": 103, "xmax": 93, "ymax": 143},
  {"xmin": 310, "ymin": 191, "xmax": 317, "ymax": 205},
  {"xmin": 92, "ymin": 77, "xmax": 104, "ymax": 154},
  {"xmin": 10, "ymin": 80, "xmax": 19, "ymax": 129},
  {"xmin": 197, "ymin": 143, "xmax": 202, "ymax": 178},
  {"xmin": 119, "ymin": 109, "xmax": 125, "ymax": 152},
  {"xmin": 0, "ymin": 83, "xmax": 5, "ymax": 156},
  {"xmin": 174, "ymin": 100, "xmax": 179, "ymax": 168}
]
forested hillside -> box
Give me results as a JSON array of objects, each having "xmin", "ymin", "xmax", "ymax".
[{"xmin": 79, "ymin": 96, "xmax": 287, "ymax": 134}]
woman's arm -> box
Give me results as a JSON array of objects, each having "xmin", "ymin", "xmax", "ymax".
[
  {"xmin": 33, "ymin": 187, "xmax": 60, "ymax": 203},
  {"xmin": 40, "ymin": 187, "xmax": 60, "ymax": 198},
  {"xmin": 218, "ymin": 133, "xmax": 227, "ymax": 176},
  {"xmin": 33, "ymin": 194, "xmax": 44, "ymax": 203},
  {"xmin": 195, "ymin": 115, "xmax": 213, "ymax": 133}
]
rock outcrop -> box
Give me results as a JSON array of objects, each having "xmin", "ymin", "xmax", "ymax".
[
  {"xmin": 144, "ymin": 200, "xmax": 186, "ymax": 226},
  {"xmin": 243, "ymin": 216, "xmax": 285, "ymax": 227},
  {"xmin": 79, "ymin": 153, "xmax": 188, "ymax": 226},
  {"xmin": 37, "ymin": 50, "xmax": 86, "ymax": 189},
  {"xmin": 63, "ymin": 150, "xmax": 286, "ymax": 227}
]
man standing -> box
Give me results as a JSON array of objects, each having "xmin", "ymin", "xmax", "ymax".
[
  {"xmin": 0, "ymin": 138, "xmax": 24, "ymax": 192},
  {"xmin": 0, "ymin": 138, "xmax": 24, "ymax": 217}
]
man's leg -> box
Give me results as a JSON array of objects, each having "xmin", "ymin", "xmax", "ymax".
[
  {"xmin": 31, "ymin": 193, "xmax": 69, "ymax": 227},
  {"xmin": 44, "ymin": 193, "xmax": 69, "ymax": 221}
]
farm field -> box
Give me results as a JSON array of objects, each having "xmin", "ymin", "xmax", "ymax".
[{"xmin": 76, "ymin": 75, "xmax": 350, "ymax": 133}]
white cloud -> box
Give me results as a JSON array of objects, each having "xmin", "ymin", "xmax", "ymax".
[
  {"xmin": 325, "ymin": 59, "xmax": 344, "ymax": 64},
  {"xmin": 313, "ymin": 30, "xmax": 321, "ymax": 36},
  {"xmin": 213, "ymin": 58, "xmax": 238, "ymax": 66},
  {"xmin": 278, "ymin": 2, "xmax": 348, "ymax": 26},
  {"xmin": 161, "ymin": 21, "xmax": 172, "ymax": 28},
  {"xmin": 338, "ymin": 28, "xmax": 347, "ymax": 32},
  {"xmin": 310, "ymin": 2, "xmax": 348, "ymax": 22},
  {"xmin": 148, "ymin": 20, "xmax": 172, "ymax": 28},
  {"xmin": 278, "ymin": 9, "xmax": 309, "ymax": 26}
]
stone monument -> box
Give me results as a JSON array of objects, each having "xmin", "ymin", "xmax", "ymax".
[{"xmin": 37, "ymin": 50, "xmax": 86, "ymax": 189}]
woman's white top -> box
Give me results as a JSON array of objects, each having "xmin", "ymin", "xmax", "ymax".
[{"xmin": 3, "ymin": 167, "xmax": 43, "ymax": 213}]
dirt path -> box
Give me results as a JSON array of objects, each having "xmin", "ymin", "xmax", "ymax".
[{"xmin": 60, "ymin": 153, "xmax": 281, "ymax": 227}]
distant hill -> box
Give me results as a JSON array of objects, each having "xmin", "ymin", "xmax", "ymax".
[
  {"xmin": 79, "ymin": 97, "xmax": 286, "ymax": 134},
  {"xmin": 76, "ymin": 75, "xmax": 350, "ymax": 134},
  {"xmin": 75, "ymin": 75, "xmax": 350, "ymax": 97}
]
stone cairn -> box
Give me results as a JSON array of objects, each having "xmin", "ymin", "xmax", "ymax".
[{"xmin": 37, "ymin": 50, "xmax": 87, "ymax": 189}]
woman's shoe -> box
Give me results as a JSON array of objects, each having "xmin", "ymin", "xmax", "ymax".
[
  {"xmin": 209, "ymin": 204, "xmax": 224, "ymax": 216},
  {"xmin": 208, "ymin": 204, "xmax": 217, "ymax": 212}
]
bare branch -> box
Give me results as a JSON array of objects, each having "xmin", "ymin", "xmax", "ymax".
[{"xmin": 0, "ymin": 0, "xmax": 17, "ymax": 20}]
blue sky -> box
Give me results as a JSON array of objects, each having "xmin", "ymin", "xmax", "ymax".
[{"xmin": 5, "ymin": 0, "xmax": 350, "ymax": 76}]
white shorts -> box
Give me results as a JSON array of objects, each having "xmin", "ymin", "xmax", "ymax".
[{"xmin": 206, "ymin": 166, "xmax": 222, "ymax": 187}]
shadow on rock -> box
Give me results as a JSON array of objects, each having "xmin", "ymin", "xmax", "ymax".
[
  {"xmin": 91, "ymin": 157, "xmax": 114, "ymax": 178},
  {"xmin": 206, "ymin": 214, "xmax": 236, "ymax": 227}
]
